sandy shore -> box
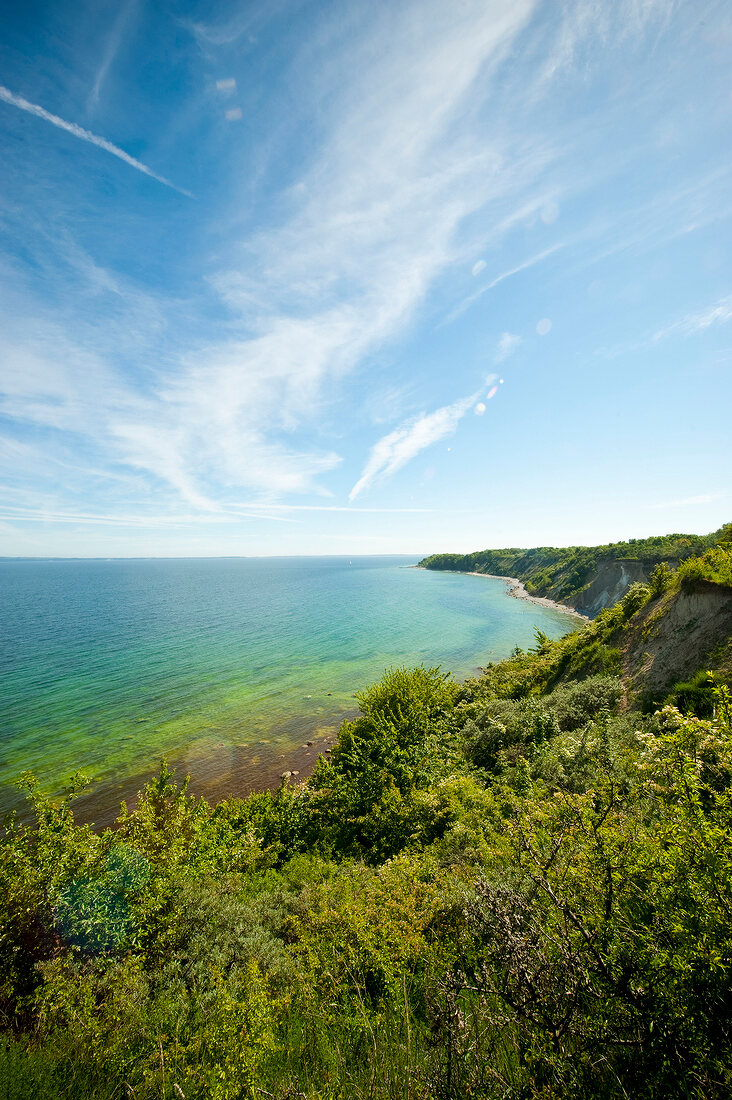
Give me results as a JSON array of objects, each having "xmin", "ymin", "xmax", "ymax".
[{"xmin": 465, "ymin": 571, "xmax": 589, "ymax": 621}]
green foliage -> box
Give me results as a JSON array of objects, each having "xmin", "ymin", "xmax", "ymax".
[
  {"xmin": 0, "ymin": 1038, "xmax": 62, "ymax": 1099},
  {"xmin": 463, "ymin": 697, "xmax": 560, "ymax": 775},
  {"xmin": 677, "ymin": 544, "xmax": 732, "ymax": 589},
  {"xmin": 3, "ymin": 663, "xmax": 732, "ymax": 1098},
  {"xmin": 176, "ymin": 960, "xmax": 277, "ymax": 1100},
  {"xmin": 463, "ymin": 713, "xmax": 510, "ymax": 770},
  {"xmin": 424, "ymin": 689, "xmax": 732, "ymax": 1098},
  {"xmin": 664, "ymin": 668, "xmax": 717, "ymax": 718},
  {"xmin": 543, "ymin": 674, "xmax": 623, "ymax": 730},
  {"xmin": 0, "ymin": 772, "xmax": 104, "ymax": 1019},
  {"xmin": 619, "ymin": 580, "xmax": 651, "ymax": 618},
  {"xmin": 649, "ymin": 560, "xmax": 674, "ymax": 596},
  {"xmin": 307, "ymin": 666, "xmax": 458, "ymax": 859},
  {"xmin": 54, "ymin": 845, "xmax": 150, "ymax": 954}
]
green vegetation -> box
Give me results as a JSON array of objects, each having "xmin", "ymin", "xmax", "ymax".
[
  {"xmin": 677, "ymin": 538, "xmax": 732, "ymax": 589},
  {"xmin": 419, "ymin": 523, "xmax": 731, "ymax": 607},
  {"xmin": 2, "ymin": 543, "xmax": 732, "ymax": 1098}
]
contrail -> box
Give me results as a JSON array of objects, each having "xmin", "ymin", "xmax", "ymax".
[{"xmin": 0, "ymin": 84, "xmax": 193, "ymax": 198}]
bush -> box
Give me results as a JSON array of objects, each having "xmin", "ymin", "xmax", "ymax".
[
  {"xmin": 463, "ymin": 713, "xmax": 510, "ymax": 771},
  {"xmin": 678, "ymin": 545, "xmax": 732, "ymax": 588},
  {"xmin": 464, "ymin": 699, "xmax": 561, "ymax": 774},
  {"xmin": 649, "ymin": 561, "xmax": 674, "ymax": 597},
  {"xmin": 544, "ymin": 675, "xmax": 623, "ymax": 731},
  {"xmin": 621, "ymin": 582, "xmax": 651, "ymax": 619},
  {"xmin": 664, "ymin": 669, "xmax": 717, "ymax": 718}
]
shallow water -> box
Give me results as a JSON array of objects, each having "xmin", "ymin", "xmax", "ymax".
[{"xmin": 0, "ymin": 556, "xmax": 577, "ymax": 824}]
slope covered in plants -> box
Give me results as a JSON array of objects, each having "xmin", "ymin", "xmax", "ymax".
[{"xmin": 2, "ymin": 555, "xmax": 732, "ymax": 1098}]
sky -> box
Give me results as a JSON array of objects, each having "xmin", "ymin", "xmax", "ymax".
[{"xmin": 0, "ymin": 0, "xmax": 730, "ymax": 557}]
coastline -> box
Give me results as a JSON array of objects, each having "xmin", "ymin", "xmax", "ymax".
[
  {"xmin": 469, "ymin": 572, "xmax": 589, "ymax": 621},
  {"xmin": 416, "ymin": 565, "xmax": 589, "ymax": 622}
]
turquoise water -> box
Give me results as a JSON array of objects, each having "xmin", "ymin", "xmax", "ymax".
[{"xmin": 0, "ymin": 556, "xmax": 577, "ymax": 823}]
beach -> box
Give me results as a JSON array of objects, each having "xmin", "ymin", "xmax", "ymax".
[{"xmin": 465, "ymin": 571, "xmax": 590, "ymax": 621}]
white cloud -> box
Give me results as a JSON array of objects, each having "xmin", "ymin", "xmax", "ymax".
[
  {"xmin": 472, "ymin": 259, "xmax": 486, "ymax": 276},
  {"xmin": 536, "ymin": 0, "xmax": 673, "ymax": 88},
  {"xmin": 446, "ymin": 243, "xmax": 565, "ymax": 324},
  {"xmin": 599, "ymin": 291, "xmax": 732, "ymax": 360},
  {"xmin": 147, "ymin": 0, "xmax": 541, "ymax": 505},
  {"xmin": 653, "ymin": 294, "xmax": 732, "ymax": 341},
  {"xmin": 225, "ymin": 502, "xmax": 433, "ymax": 513},
  {"xmin": 88, "ymin": 0, "xmax": 138, "ymax": 112},
  {"xmin": 487, "ymin": 247, "xmax": 563, "ymax": 292},
  {"xmin": 349, "ymin": 391, "xmax": 480, "ymax": 500},
  {"xmin": 496, "ymin": 332, "xmax": 521, "ymax": 361},
  {"xmin": 536, "ymin": 317, "xmax": 552, "ymax": 335},
  {"xmin": 225, "ymin": 107, "xmax": 243, "ymax": 121},
  {"xmin": 216, "ymin": 78, "xmax": 237, "ymax": 93},
  {"xmin": 0, "ymin": 506, "xmax": 287, "ymax": 527},
  {"xmin": 0, "ymin": 84, "xmax": 192, "ymax": 196},
  {"xmin": 188, "ymin": 2, "xmax": 288, "ymax": 48}
]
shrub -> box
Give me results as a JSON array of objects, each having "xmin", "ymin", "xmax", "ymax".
[
  {"xmin": 664, "ymin": 669, "xmax": 717, "ymax": 718},
  {"xmin": 544, "ymin": 675, "xmax": 623, "ymax": 731},
  {"xmin": 678, "ymin": 545, "xmax": 732, "ymax": 588},
  {"xmin": 621, "ymin": 582, "xmax": 651, "ymax": 619},
  {"xmin": 463, "ymin": 714, "xmax": 510, "ymax": 771},
  {"xmin": 649, "ymin": 561, "xmax": 674, "ymax": 597}
]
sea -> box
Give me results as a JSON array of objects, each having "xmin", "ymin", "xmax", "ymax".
[{"xmin": 0, "ymin": 556, "xmax": 578, "ymax": 825}]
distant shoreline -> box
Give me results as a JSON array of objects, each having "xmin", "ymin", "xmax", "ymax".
[
  {"xmin": 416, "ymin": 565, "xmax": 589, "ymax": 622},
  {"xmin": 469, "ymin": 572, "xmax": 590, "ymax": 621}
]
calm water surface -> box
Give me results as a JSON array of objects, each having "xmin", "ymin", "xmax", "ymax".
[{"xmin": 0, "ymin": 556, "xmax": 577, "ymax": 823}]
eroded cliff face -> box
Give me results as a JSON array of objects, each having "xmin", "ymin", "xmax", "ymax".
[
  {"xmin": 623, "ymin": 580, "xmax": 732, "ymax": 705},
  {"xmin": 566, "ymin": 560, "xmax": 650, "ymax": 618}
]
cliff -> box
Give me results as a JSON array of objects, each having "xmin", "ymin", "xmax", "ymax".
[
  {"xmin": 570, "ymin": 558, "xmax": 650, "ymax": 617},
  {"xmin": 419, "ymin": 525, "xmax": 729, "ymax": 617},
  {"xmin": 622, "ymin": 577, "xmax": 732, "ymax": 705}
]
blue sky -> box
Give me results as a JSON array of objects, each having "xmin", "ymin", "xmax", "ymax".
[{"xmin": 0, "ymin": 0, "xmax": 730, "ymax": 557}]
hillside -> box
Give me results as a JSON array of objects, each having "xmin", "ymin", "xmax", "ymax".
[
  {"xmin": 419, "ymin": 525, "xmax": 730, "ymax": 616},
  {"xmin": 2, "ymin": 540, "xmax": 732, "ymax": 1099},
  {"xmin": 468, "ymin": 539, "xmax": 732, "ymax": 710},
  {"xmin": 624, "ymin": 577, "xmax": 732, "ymax": 704}
]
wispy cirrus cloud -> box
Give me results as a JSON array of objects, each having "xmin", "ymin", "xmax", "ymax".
[
  {"xmin": 598, "ymin": 291, "xmax": 732, "ymax": 359},
  {"xmin": 187, "ymin": 0, "xmax": 290, "ymax": 48},
  {"xmin": 349, "ymin": 388, "xmax": 486, "ymax": 501},
  {"xmin": 443, "ymin": 243, "xmax": 565, "ymax": 326},
  {"xmin": 0, "ymin": 85, "xmax": 192, "ymax": 196},
  {"xmin": 0, "ymin": 505, "xmax": 294, "ymax": 527},
  {"xmin": 132, "ymin": 0, "xmax": 541, "ymax": 504},
  {"xmin": 535, "ymin": 0, "xmax": 674, "ymax": 88},
  {"xmin": 652, "ymin": 294, "xmax": 732, "ymax": 342},
  {"xmin": 87, "ymin": 0, "xmax": 138, "ymax": 112}
]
